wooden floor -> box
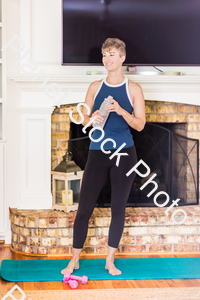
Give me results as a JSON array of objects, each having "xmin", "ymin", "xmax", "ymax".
[{"xmin": 1, "ymin": 245, "xmax": 200, "ymax": 291}]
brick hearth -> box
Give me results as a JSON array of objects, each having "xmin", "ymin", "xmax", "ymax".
[{"xmin": 9, "ymin": 206, "xmax": 200, "ymax": 255}]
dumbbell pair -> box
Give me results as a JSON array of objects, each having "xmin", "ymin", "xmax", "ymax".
[{"xmin": 64, "ymin": 272, "xmax": 88, "ymax": 289}]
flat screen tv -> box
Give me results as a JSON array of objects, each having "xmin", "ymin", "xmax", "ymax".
[{"xmin": 62, "ymin": 0, "xmax": 200, "ymax": 66}]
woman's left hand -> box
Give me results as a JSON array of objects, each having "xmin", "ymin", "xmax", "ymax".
[{"xmin": 105, "ymin": 99, "xmax": 124, "ymax": 116}]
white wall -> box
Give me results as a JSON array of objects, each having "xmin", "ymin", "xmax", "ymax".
[{"xmin": 0, "ymin": 0, "xmax": 21, "ymax": 242}]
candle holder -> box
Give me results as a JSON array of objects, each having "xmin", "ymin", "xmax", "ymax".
[{"xmin": 51, "ymin": 151, "xmax": 83, "ymax": 213}]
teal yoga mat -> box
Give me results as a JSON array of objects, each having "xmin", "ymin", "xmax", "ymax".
[{"xmin": 1, "ymin": 257, "xmax": 200, "ymax": 282}]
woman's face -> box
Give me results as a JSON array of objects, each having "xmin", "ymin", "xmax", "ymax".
[{"xmin": 102, "ymin": 47, "xmax": 125, "ymax": 71}]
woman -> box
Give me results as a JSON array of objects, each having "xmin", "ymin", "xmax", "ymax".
[{"xmin": 61, "ymin": 38, "xmax": 146, "ymax": 276}]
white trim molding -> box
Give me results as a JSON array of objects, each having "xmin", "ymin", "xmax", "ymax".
[{"xmin": 7, "ymin": 73, "xmax": 200, "ymax": 106}]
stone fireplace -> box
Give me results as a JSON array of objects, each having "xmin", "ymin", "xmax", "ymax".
[
  {"xmin": 51, "ymin": 100, "xmax": 200, "ymax": 208},
  {"xmin": 8, "ymin": 73, "xmax": 200, "ymax": 255}
]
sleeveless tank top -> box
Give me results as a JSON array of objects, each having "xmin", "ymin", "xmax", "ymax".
[{"xmin": 89, "ymin": 76, "xmax": 134, "ymax": 150}]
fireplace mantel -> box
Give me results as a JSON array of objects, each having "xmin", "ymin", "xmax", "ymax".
[
  {"xmin": 7, "ymin": 73, "xmax": 200, "ymax": 106},
  {"xmin": 6, "ymin": 72, "xmax": 200, "ymax": 211}
]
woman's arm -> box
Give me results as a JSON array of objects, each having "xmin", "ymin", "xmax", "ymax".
[
  {"xmin": 105, "ymin": 81, "xmax": 146, "ymax": 132},
  {"xmin": 121, "ymin": 82, "xmax": 146, "ymax": 131},
  {"xmin": 82, "ymin": 81, "xmax": 104, "ymax": 127}
]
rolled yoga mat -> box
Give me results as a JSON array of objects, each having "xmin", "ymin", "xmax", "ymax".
[{"xmin": 1, "ymin": 257, "xmax": 200, "ymax": 282}]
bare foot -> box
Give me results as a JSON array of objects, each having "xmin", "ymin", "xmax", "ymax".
[
  {"xmin": 61, "ymin": 260, "xmax": 79, "ymax": 274},
  {"xmin": 105, "ymin": 261, "xmax": 122, "ymax": 275}
]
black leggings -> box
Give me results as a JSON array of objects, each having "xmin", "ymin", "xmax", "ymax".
[{"xmin": 73, "ymin": 145, "xmax": 137, "ymax": 249}]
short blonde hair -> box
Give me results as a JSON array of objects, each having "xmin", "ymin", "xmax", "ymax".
[{"xmin": 101, "ymin": 38, "xmax": 126, "ymax": 57}]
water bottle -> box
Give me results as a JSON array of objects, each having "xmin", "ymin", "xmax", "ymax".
[{"xmin": 93, "ymin": 96, "xmax": 113, "ymax": 129}]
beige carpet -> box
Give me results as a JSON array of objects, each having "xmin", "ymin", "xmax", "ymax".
[{"xmin": 1, "ymin": 288, "xmax": 200, "ymax": 300}]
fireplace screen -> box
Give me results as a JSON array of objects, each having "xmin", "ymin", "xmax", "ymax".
[{"xmin": 68, "ymin": 122, "xmax": 199, "ymax": 207}]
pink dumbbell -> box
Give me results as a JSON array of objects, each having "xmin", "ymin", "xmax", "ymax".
[
  {"xmin": 64, "ymin": 272, "xmax": 88, "ymax": 284},
  {"xmin": 64, "ymin": 277, "xmax": 78, "ymax": 289}
]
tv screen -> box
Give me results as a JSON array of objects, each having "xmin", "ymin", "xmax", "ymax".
[{"xmin": 62, "ymin": 0, "xmax": 200, "ymax": 66}]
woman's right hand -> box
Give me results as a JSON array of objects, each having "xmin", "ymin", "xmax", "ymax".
[{"xmin": 91, "ymin": 110, "xmax": 104, "ymax": 124}]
